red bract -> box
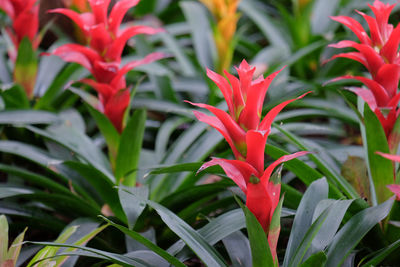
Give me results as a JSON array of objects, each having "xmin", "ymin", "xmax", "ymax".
[
  {"xmin": 199, "ymin": 146, "xmax": 309, "ymax": 261},
  {"xmin": 191, "ymin": 61, "xmax": 310, "ymax": 262},
  {"xmin": 46, "ymin": 0, "xmax": 165, "ymax": 132},
  {"xmin": 328, "ymin": 0, "xmax": 400, "ymax": 137},
  {"xmin": 0, "ymin": 0, "xmax": 40, "ymax": 60},
  {"xmin": 49, "ymin": 0, "xmax": 163, "ymax": 62},
  {"xmin": 187, "ymin": 60, "xmax": 310, "ymax": 160}
]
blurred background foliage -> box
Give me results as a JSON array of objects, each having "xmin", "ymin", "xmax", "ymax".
[{"xmin": 0, "ymin": 0, "xmax": 400, "ymax": 266}]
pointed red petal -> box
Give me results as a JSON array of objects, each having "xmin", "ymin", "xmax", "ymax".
[
  {"xmin": 327, "ymin": 52, "xmax": 368, "ymax": 70},
  {"xmin": 374, "ymin": 64, "xmax": 400, "ymax": 98},
  {"xmin": 353, "ymin": 44, "xmax": 384, "ymax": 76},
  {"xmin": 104, "ymin": 88, "xmax": 130, "ymax": 133},
  {"xmin": 207, "ymin": 68, "xmax": 235, "ymax": 116},
  {"xmin": 328, "ymin": 40, "xmax": 359, "ymax": 49},
  {"xmin": 266, "ymin": 181, "xmax": 281, "ymax": 221},
  {"xmin": 261, "ymin": 151, "xmax": 310, "ymax": 187},
  {"xmin": 245, "ymin": 130, "xmax": 269, "ymax": 173},
  {"xmin": 191, "ymin": 110, "xmax": 243, "ymax": 159},
  {"xmin": 47, "ymin": 44, "xmax": 101, "ymax": 72},
  {"xmin": 92, "ymin": 60, "xmax": 120, "ymax": 84},
  {"xmin": 331, "ymin": 75, "xmax": 389, "ymax": 106},
  {"xmin": 259, "ymin": 92, "xmax": 311, "ymax": 131},
  {"xmin": 48, "ymin": 8, "xmax": 94, "ymax": 36},
  {"xmin": 13, "ymin": 4, "xmax": 39, "ymax": 43},
  {"xmin": 330, "ymin": 15, "xmax": 371, "ymax": 44},
  {"xmin": 387, "ymin": 184, "xmax": 400, "ymax": 200},
  {"xmin": 88, "ymin": 0, "xmax": 110, "ymax": 24},
  {"xmin": 0, "ymin": 0, "xmax": 15, "ymax": 19},
  {"xmin": 247, "ymin": 182, "xmax": 272, "ymax": 232},
  {"xmin": 329, "ymin": 41, "xmax": 384, "ymax": 75},
  {"xmin": 356, "ymin": 10, "xmax": 383, "ymax": 46},
  {"xmin": 346, "ymin": 87, "xmax": 378, "ymax": 110},
  {"xmin": 108, "ymin": 0, "xmax": 140, "ymax": 35},
  {"xmin": 187, "ymin": 101, "xmax": 246, "ymax": 146},
  {"xmin": 198, "ymin": 158, "xmax": 259, "ymax": 193},
  {"xmin": 80, "ymin": 78, "xmax": 114, "ymax": 101},
  {"xmin": 110, "ymin": 52, "xmax": 165, "ymax": 88},
  {"xmin": 224, "ymin": 70, "xmax": 245, "ymax": 118},
  {"xmin": 106, "ymin": 25, "xmax": 164, "ymax": 61},
  {"xmin": 376, "ymin": 151, "xmax": 400, "ymax": 162},
  {"xmin": 235, "ymin": 59, "xmax": 255, "ymax": 97},
  {"xmin": 381, "ymin": 24, "xmax": 400, "ymax": 63},
  {"xmin": 239, "ymin": 68, "xmax": 284, "ymax": 130},
  {"xmin": 369, "ymin": 0, "xmax": 395, "ymax": 41},
  {"xmin": 89, "ymin": 23, "xmax": 113, "ymax": 54}
]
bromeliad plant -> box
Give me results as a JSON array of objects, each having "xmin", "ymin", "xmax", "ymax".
[
  {"xmin": 0, "ymin": 0, "xmax": 41, "ymax": 98},
  {"xmin": 328, "ymin": 0, "xmax": 400, "ymax": 204},
  {"xmin": 188, "ymin": 60, "xmax": 309, "ymax": 263},
  {"xmin": 45, "ymin": 0, "xmax": 165, "ymax": 185},
  {"xmin": 46, "ymin": 0, "xmax": 165, "ymax": 134}
]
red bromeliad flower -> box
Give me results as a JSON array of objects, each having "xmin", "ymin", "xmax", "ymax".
[
  {"xmin": 0, "ymin": 0, "xmax": 40, "ymax": 61},
  {"xmin": 328, "ymin": 0, "xmax": 400, "ymax": 137},
  {"xmin": 187, "ymin": 60, "xmax": 309, "ymax": 160},
  {"xmin": 200, "ymin": 149, "xmax": 309, "ymax": 261},
  {"xmin": 46, "ymin": 0, "xmax": 165, "ymax": 132},
  {"xmin": 49, "ymin": 0, "xmax": 163, "ymax": 62},
  {"xmin": 190, "ymin": 61, "xmax": 310, "ymax": 262},
  {"xmin": 376, "ymin": 152, "xmax": 400, "ymax": 200}
]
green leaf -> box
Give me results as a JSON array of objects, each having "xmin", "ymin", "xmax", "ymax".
[
  {"xmin": 0, "ymin": 110, "xmax": 59, "ymax": 125},
  {"xmin": 239, "ymin": 0, "xmax": 289, "ymax": 52},
  {"xmin": 28, "ymin": 225, "xmax": 78, "ymax": 267},
  {"xmin": 119, "ymin": 187, "xmax": 227, "ymax": 267},
  {"xmin": 86, "ymin": 104, "xmax": 120, "ymax": 164},
  {"xmin": 268, "ymin": 196, "xmax": 284, "ymax": 263},
  {"xmin": 311, "ymin": 0, "xmax": 339, "ymax": 34},
  {"xmin": 235, "ymin": 196, "xmax": 274, "ymax": 267},
  {"xmin": 101, "ymin": 217, "xmax": 185, "ymax": 267},
  {"xmin": 148, "ymin": 162, "xmax": 203, "ymax": 175},
  {"xmin": 7, "ymin": 227, "xmax": 27, "ymax": 265},
  {"xmin": 0, "ymin": 187, "xmax": 34, "ymax": 199},
  {"xmin": 0, "ymin": 215, "xmax": 8, "ymax": 263},
  {"xmin": 326, "ymin": 198, "xmax": 394, "ymax": 267},
  {"xmin": 363, "ymin": 103, "xmax": 394, "ymax": 203},
  {"xmin": 0, "ymin": 84, "xmax": 29, "ymax": 109},
  {"xmin": 289, "ymin": 206, "xmax": 331, "ymax": 267},
  {"xmin": 35, "ymin": 61, "xmax": 84, "ymax": 109},
  {"xmin": 273, "ymin": 123, "xmax": 357, "ymax": 199},
  {"xmin": 26, "ymin": 124, "xmax": 114, "ymax": 182},
  {"xmin": 167, "ymin": 208, "xmax": 245, "ymax": 256},
  {"xmin": 222, "ymin": 231, "xmax": 251, "ymax": 267},
  {"xmin": 180, "ymin": 1, "xmax": 215, "ymax": 68},
  {"xmin": 64, "ymin": 161, "xmax": 125, "ymax": 221},
  {"xmin": 118, "ymin": 186, "xmax": 148, "ymax": 229},
  {"xmin": 13, "ymin": 37, "xmax": 38, "ymax": 99},
  {"xmin": 283, "ymin": 178, "xmax": 329, "ymax": 267},
  {"xmin": 0, "ymin": 141, "xmax": 96, "ymax": 205},
  {"xmin": 266, "ymin": 144, "xmax": 322, "ymax": 186},
  {"xmin": 300, "ymin": 252, "xmax": 327, "ymax": 267},
  {"xmin": 27, "ymin": 242, "xmax": 151, "ymax": 267},
  {"xmin": 159, "ymin": 31, "xmax": 196, "ymax": 77},
  {"xmin": 309, "ymin": 199, "xmax": 353, "ymax": 255},
  {"xmin": 53, "ymin": 223, "xmax": 108, "ymax": 267},
  {"xmin": 115, "ymin": 109, "xmax": 146, "ymax": 186},
  {"xmin": 361, "ymin": 239, "xmax": 400, "ymax": 266}
]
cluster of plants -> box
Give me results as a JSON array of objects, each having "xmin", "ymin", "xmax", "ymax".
[{"xmin": 1, "ymin": 0, "xmax": 400, "ymax": 266}]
